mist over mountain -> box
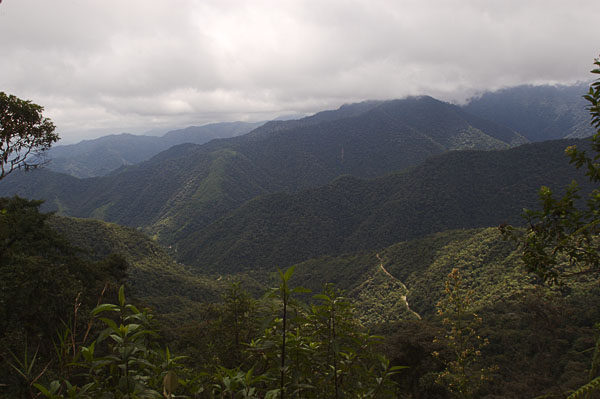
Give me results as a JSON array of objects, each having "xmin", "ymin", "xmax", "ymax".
[
  {"xmin": 43, "ymin": 83, "xmax": 589, "ymax": 180},
  {"xmin": 464, "ymin": 83, "xmax": 595, "ymax": 141}
]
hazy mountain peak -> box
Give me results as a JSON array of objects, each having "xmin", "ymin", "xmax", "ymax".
[
  {"xmin": 464, "ymin": 83, "xmax": 594, "ymax": 141},
  {"xmin": 44, "ymin": 121, "xmax": 265, "ymax": 178}
]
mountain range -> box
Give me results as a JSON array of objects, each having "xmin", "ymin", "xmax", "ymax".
[
  {"xmin": 464, "ymin": 82, "xmax": 594, "ymax": 141},
  {"xmin": 2, "ymin": 81, "xmax": 599, "ymax": 399},
  {"xmin": 46, "ymin": 121, "xmax": 265, "ymax": 178},
  {"xmin": 178, "ymin": 139, "xmax": 590, "ymax": 274},
  {"xmin": 1, "ymin": 84, "xmax": 595, "ymax": 279},
  {"xmin": 42, "ymin": 83, "xmax": 594, "ymax": 181},
  {"xmin": 2, "ymin": 96, "xmax": 526, "ymax": 247}
]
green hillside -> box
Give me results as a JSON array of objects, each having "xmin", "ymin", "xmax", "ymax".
[
  {"xmin": 292, "ymin": 226, "xmax": 599, "ymax": 399},
  {"xmin": 4, "ymin": 199, "xmax": 597, "ymax": 399},
  {"xmin": 47, "ymin": 216, "xmax": 225, "ymax": 311},
  {"xmin": 286, "ymin": 227, "xmax": 539, "ymax": 324},
  {"xmin": 181, "ymin": 139, "xmax": 591, "ymax": 274}
]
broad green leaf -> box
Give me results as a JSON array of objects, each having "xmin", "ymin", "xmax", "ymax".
[
  {"xmin": 291, "ymin": 286, "xmax": 311, "ymax": 294},
  {"xmin": 33, "ymin": 383, "xmax": 52, "ymax": 397},
  {"xmin": 99, "ymin": 317, "xmax": 119, "ymax": 332},
  {"xmin": 283, "ymin": 265, "xmax": 295, "ymax": 281},
  {"xmin": 118, "ymin": 285, "xmax": 126, "ymax": 307},
  {"xmin": 126, "ymin": 304, "xmax": 141, "ymax": 314},
  {"xmin": 91, "ymin": 303, "xmax": 118, "ymax": 316},
  {"xmin": 81, "ymin": 342, "xmax": 96, "ymax": 362},
  {"xmin": 313, "ymin": 294, "xmax": 331, "ymax": 302},
  {"xmin": 163, "ymin": 370, "xmax": 179, "ymax": 395}
]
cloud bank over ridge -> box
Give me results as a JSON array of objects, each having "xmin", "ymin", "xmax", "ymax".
[{"xmin": 1, "ymin": 0, "xmax": 598, "ymax": 143}]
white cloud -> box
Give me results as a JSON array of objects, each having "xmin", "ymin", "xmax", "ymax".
[{"xmin": 0, "ymin": 0, "xmax": 598, "ymax": 143}]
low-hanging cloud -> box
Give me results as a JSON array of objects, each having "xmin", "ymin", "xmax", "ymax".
[{"xmin": 1, "ymin": 0, "xmax": 598, "ymax": 143}]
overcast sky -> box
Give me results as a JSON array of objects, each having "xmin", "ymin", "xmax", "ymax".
[{"xmin": 1, "ymin": 0, "xmax": 599, "ymax": 144}]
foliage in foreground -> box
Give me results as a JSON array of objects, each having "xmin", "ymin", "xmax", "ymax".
[
  {"xmin": 433, "ymin": 268, "xmax": 496, "ymax": 399},
  {"xmin": 0, "ymin": 196, "xmax": 128, "ymax": 395},
  {"xmin": 16, "ymin": 269, "xmax": 401, "ymax": 398},
  {"xmin": 501, "ymin": 56, "xmax": 600, "ymax": 285},
  {"xmin": 501, "ymin": 55, "xmax": 600, "ymax": 399}
]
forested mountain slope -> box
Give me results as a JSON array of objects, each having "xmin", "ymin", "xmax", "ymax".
[
  {"xmin": 47, "ymin": 216, "xmax": 225, "ymax": 311},
  {"xmin": 0, "ymin": 96, "xmax": 525, "ymax": 246},
  {"xmin": 47, "ymin": 121, "xmax": 264, "ymax": 178},
  {"xmin": 464, "ymin": 83, "xmax": 595, "ymax": 141},
  {"xmin": 181, "ymin": 139, "xmax": 591, "ymax": 274},
  {"xmin": 289, "ymin": 227, "xmax": 530, "ymax": 321},
  {"xmin": 43, "ymin": 83, "xmax": 591, "ymax": 180},
  {"xmin": 289, "ymin": 226, "xmax": 600, "ymax": 398}
]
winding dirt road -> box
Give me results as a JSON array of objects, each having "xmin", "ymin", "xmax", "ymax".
[{"xmin": 376, "ymin": 254, "xmax": 421, "ymax": 319}]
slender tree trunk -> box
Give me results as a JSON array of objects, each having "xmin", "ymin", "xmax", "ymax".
[
  {"xmin": 281, "ymin": 295, "xmax": 287, "ymax": 399},
  {"xmin": 332, "ymin": 303, "xmax": 339, "ymax": 399}
]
